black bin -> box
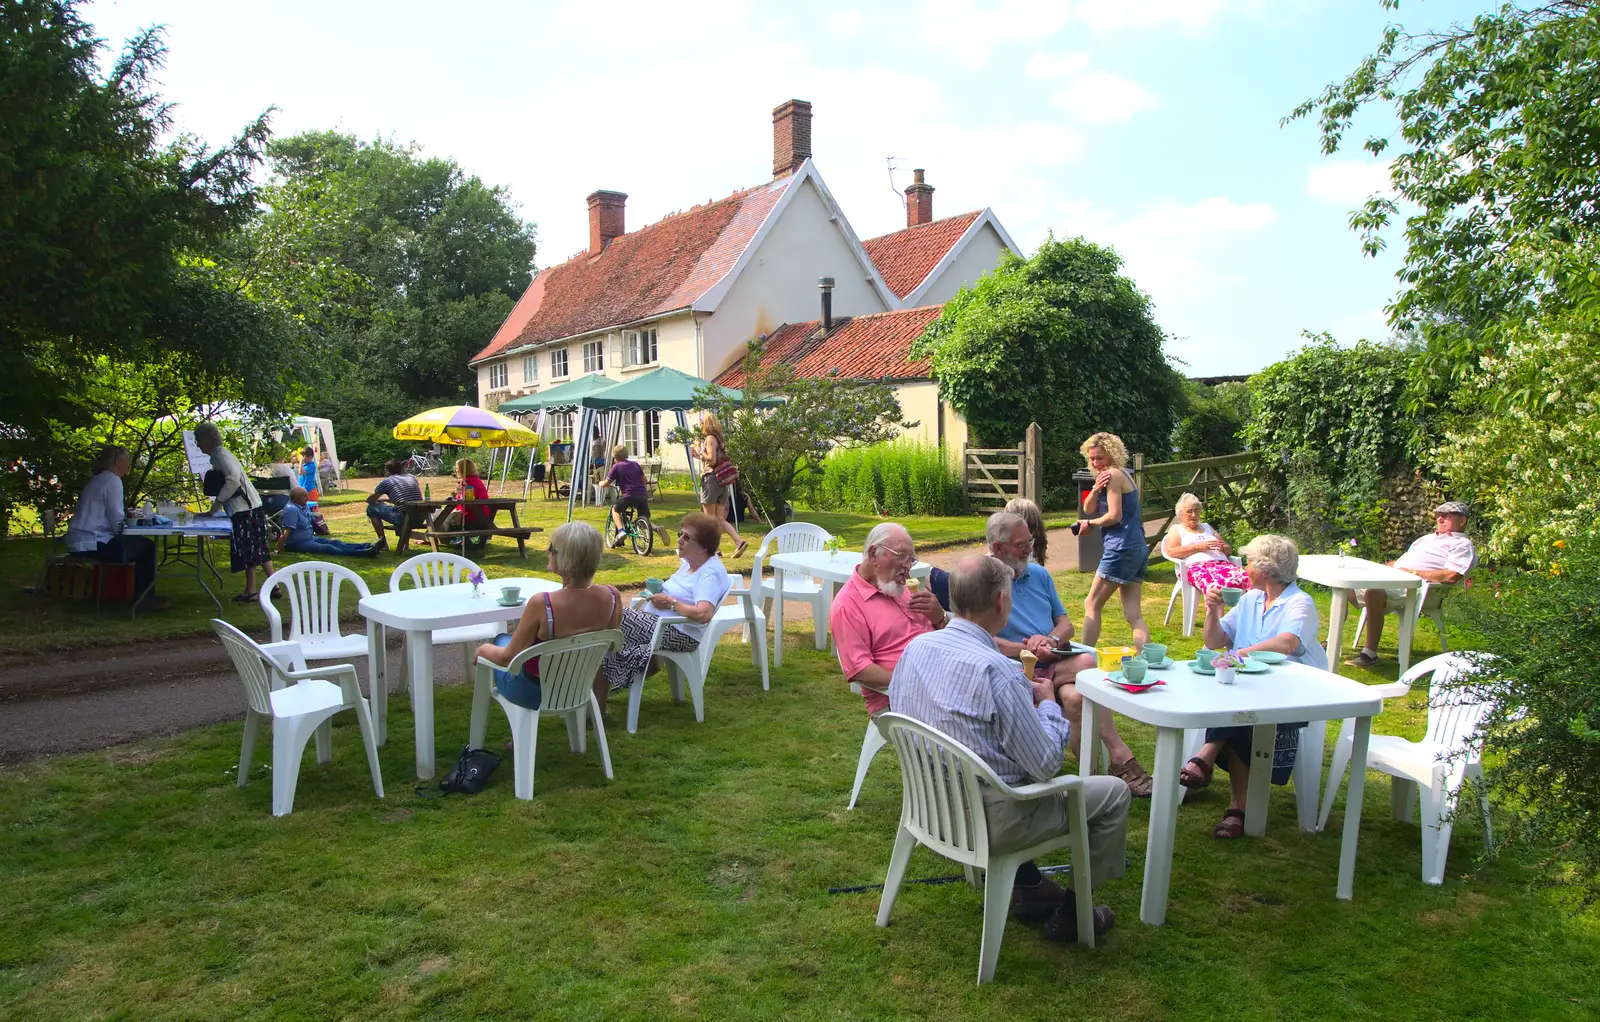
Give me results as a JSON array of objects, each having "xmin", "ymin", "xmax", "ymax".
[{"xmin": 1071, "ymin": 469, "xmax": 1104, "ymax": 573}]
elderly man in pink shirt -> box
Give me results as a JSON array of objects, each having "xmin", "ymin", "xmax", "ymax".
[
  {"xmin": 1346, "ymin": 501, "xmax": 1478, "ymax": 667},
  {"xmin": 830, "ymin": 522, "xmax": 947, "ymax": 716}
]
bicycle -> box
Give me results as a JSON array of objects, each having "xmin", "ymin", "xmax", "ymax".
[
  {"xmin": 604, "ymin": 494, "xmax": 656, "ymax": 555},
  {"xmin": 407, "ymin": 447, "xmax": 443, "ymax": 476}
]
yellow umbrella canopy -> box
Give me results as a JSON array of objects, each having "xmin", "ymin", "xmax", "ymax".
[{"xmin": 393, "ymin": 405, "xmax": 538, "ymax": 448}]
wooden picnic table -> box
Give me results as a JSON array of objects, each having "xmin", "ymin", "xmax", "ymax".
[{"xmin": 398, "ymin": 497, "xmax": 541, "ymax": 559}]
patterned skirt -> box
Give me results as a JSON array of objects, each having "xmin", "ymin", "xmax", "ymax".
[
  {"xmin": 229, "ymin": 507, "xmax": 271, "ymax": 573},
  {"xmin": 602, "ymin": 607, "xmax": 699, "ymax": 691},
  {"xmin": 1187, "ymin": 560, "xmax": 1250, "ymax": 593}
]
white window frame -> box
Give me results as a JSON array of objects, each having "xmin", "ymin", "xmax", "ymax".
[
  {"xmin": 624, "ymin": 328, "xmax": 659, "ymax": 368},
  {"xmin": 550, "ymin": 348, "xmax": 569, "ymax": 379},
  {"xmin": 622, "ymin": 412, "xmax": 641, "ymax": 456},
  {"xmin": 582, "ymin": 339, "xmax": 605, "ymax": 374},
  {"xmin": 646, "ymin": 410, "xmax": 661, "ymax": 453},
  {"xmin": 551, "ymin": 413, "xmax": 574, "ymax": 445},
  {"xmin": 488, "ymin": 361, "xmax": 508, "ymax": 390},
  {"xmin": 522, "ymin": 355, "xmax": 538, "ymax": 385}
]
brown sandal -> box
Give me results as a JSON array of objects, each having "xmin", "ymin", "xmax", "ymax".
[
  {"xmin": 1108, "ymin": 756, "xmax": 1154, "ymax": 798},
  {"xmin": 1180, "ymin": 756, "xmax": 1214, "ymax": 790},
  {"xmin": 1213, "ymin": 808, "xmax": 1245, "ymax": 839}
]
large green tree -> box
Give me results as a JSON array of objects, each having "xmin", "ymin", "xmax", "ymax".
[
  {"xmin": 912, "ymin": 235, "xmax": 1185, "ymax": 507},
  {"xmin": 246, "ymin": 132, "xmax": 537, "ymax": 469},
  {"xmin": 0, "ymin": 0, "xmax": 305, "ymax": 528}
]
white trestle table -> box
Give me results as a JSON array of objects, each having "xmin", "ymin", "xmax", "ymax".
[{"xmin": 767, "ymin": 550, "xmax": 932, "ymax": 667}]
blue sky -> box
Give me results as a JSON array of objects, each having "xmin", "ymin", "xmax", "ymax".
[{"xmin": 86, "ymin": 0, "xmax": 1486, "ymax": 374}]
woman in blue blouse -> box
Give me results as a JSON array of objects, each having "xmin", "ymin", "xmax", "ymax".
[{"xmin": 1180, "ymin": 533, "xmax": 1327, "ymax": 838}]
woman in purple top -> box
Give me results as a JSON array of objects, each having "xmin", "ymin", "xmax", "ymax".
[{"xmin": 604, "ymin": 444, "xmax": 650, "ymax": 547}]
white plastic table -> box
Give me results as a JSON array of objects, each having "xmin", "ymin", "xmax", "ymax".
[
  {"xmin": 359, "ymin": 577, "xmax": 559, "ymax": 779},
  {"xmin": 1297, "ymin": 554, "xmax": 1423, "ymax": 672},
  {"xmin": 123, "ymin": 518, "xmax": 234, "ymax": 617},
  {"xmin": 767, "ymin": 550, "xmax": 932, "ymax": 667},
  {"xmin": 1076, "ymin": 661, "xmax": 1383, "ymax": 925}
]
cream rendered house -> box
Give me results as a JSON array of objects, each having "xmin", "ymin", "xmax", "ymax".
[{"xmin": 470, "ymin": 99, "xmax": 1017, "ymax": 466}]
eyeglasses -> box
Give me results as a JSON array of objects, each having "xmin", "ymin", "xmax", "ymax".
[
  {"xmin": 879, "ymin": 546, "xmax": 915, "ymax": 564},
  {"xmin": 1005, "ymin": 536, "xmax": 1035, "ymax": 551},
  {"xmin": 548, "ymin": 547, "xmax": 560, "ymax": 556}
]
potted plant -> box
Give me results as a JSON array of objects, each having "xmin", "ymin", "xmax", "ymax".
[{"xmin": 1212, "ymin": 648, "xmax": 1247, "ymax": 685}]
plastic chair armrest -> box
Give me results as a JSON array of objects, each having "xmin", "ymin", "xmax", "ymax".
[
  {"xmin": 1371, "ymin": 681, "xmax": 1412, "ymax": 699},
  {"xmin": 1001, "ymin": 774, "xmax": 1084, "ymax": 801},
  {"xmin": 283, "ymin": 662, "xmax": 362, "ymax": 702},
  {"xmin": 259, "ymin": 640, "xmax": 305, "ymax": 671}
]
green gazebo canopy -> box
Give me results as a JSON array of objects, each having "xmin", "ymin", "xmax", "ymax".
[
  {"xmin": 496, "ymin": 373, "xmax": 619, "ymax": 413},
  {"xmin": 582, "ymin": 366, "xmax": 778, "ymax": 410}
]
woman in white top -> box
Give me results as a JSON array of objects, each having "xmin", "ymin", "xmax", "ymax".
[
  {"xmin": 65, "ymin": 445, "xmax": 167, "ymax": 611},
  {"xmin": 599, "ymin": 511, "xmax": 732, "ymax": 711},
  {"xmin": 1162, "ymin": 492, "xmax": 1249, "ymax": 595},
  {"xmin": 1181, "ymin": 534, "xmax": 1326, "ymax": 838},
  {"xmin": 194, "ymin": 422, "xmax": 277, "ymax": 602}
]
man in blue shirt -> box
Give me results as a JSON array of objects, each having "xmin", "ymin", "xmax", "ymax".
[
  {"xmin": 273, "ymin": 487, "xmax": 378, "ymax": 558},
  {"xmin": 987, "ymin": 512, "xmax": 1152, "ymax": 798}
]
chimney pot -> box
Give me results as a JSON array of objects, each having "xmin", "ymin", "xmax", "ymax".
[
  {"xmin": 904, "ymin": 168, "xmax": 934, "ymax": 228},
  {"xmin": 586, "ymin": 190, "xmax": 627, "ymax": 256},
  {"xmin": 818, "ymin": 276, "xmax": 835, "ymax": 331},
  {"xmin": 772, "ymin": 99, "xmax": 813, "ymax": 178}
]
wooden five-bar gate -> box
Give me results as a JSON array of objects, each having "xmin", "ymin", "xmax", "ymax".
[
  {"xmin": 1133, "ymin": 451, "xmax": 1266, "ymax": 552},
  {"xmin": 962, "ymin": 422, "xmax": 1042, "ymax": 511}
]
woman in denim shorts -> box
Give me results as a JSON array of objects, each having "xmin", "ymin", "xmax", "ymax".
[{"xmin": 1076, "ymin": 432, "xmax": 1150, "ymax": 648}]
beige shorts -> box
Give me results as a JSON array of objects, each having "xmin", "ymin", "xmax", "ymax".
[{"xmin": 1353, "ymin": 587, "xmax": 1408, "ymax": 607}]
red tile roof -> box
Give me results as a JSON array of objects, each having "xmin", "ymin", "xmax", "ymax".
[
  {"xmin": 715, "ymin": 306, "xmax": 944, "ymax": 387},
  {"xmin": 472, "ymin": 178, "xmax": 790, "ymax": 363},
  {"xmin": 862, "ymin": 211, "xmax": 982, "ymax": 300}
]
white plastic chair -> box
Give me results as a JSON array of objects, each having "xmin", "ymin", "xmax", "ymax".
[
  {"xmin": 1318, "ymin": 653, "xmax": 1492, "ymax": 883},
  {"xmin": 1353, "ymin": 580, "xmax": 1458, "ymax": 653},
  {"xmin": 1161, "ymin": 545, "xmax": 1242, "ymax": 637},
  {"xmin": 390, "ymin": 552, "xmax": 505, "ymax": 697},
  {"xmin": 847, "ymin": 682, "xmax": 890, "ymax": 810},
  {"xmin": 212, "ymin": 619, "xmax": 384, "ymax": 816},
  {"xmin": 468, "ymin": 629, "xmax": 624, "ymax": 799},
  {"xmin": 873, "ymin": 713, "xmax": 1096, "ymax": 984},
  {"xmin": 260, "ymin": 562, "xmax": 374, "ymax": 674},
  {"xmin": 625, "ymin": 574, "xmax": 767, "ymax": 734},
  {"xmin": 751, "ymin": 522, "xmax": 833, "ymax": 650}
]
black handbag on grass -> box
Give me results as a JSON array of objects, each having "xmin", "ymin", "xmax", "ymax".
[{"xmin": 417, "ymin": 746, "xmax": 501, "ymax": 797}]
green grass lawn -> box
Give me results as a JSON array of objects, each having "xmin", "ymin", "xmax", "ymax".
[
  {"xmin": 1, "ymin": 568, "xmax": 1596, "ymax": 1018},
  {"xmin": 1, "ymin": 490, "xmax": 1072, "ymax": 654}
]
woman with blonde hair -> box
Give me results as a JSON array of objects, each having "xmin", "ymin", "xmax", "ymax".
[
  {"xmin": 1003, "ymin": 496, "xmax": 1048, "ymax": 566},
  {"xmin": 433, "ymin": 458, "xmax": 491, "ymax": 548},
  {"xmin": 691, "ymin": 411, "xmax": 746, "ymax": 558},
  {"xmin": 1076, "ymin": 432, "xmax": 1149, "ymax": 647},
  {"xmin": 1162, "ymin": 492, "xmax": 1249, "ymax": 594},
  {"xmin": 477, "ymin": 521, "xmax": 624, "ymax": 711}
]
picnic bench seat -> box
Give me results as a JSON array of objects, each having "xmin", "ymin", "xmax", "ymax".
[
  {"xmin": 374, "ymin": 503, "xmax": 434, "ymax": 554},
  {"xmin": 421, "ymin": 498, "xmax": 541, "ymax": 559}
]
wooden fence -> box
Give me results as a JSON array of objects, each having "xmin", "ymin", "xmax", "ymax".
[
  {"xmin": 962, "ymin": 423, "xmax": 1041, "ymax": 511},
  {"xmin": 1132, "ymin": 451, "xmax": 1267, "ymax": 552}
]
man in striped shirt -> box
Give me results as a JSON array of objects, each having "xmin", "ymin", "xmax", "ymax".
[{"xmin": 890, "ymin": 554, "xmax": 1130, "ymax": 942}]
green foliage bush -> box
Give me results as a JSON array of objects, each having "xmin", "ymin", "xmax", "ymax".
[
  {"xmin": 1172, "ymin": 381, "xmax": 1249, "ymax": 460},
  {"xmin": 807, "ymin": 441, "xmax": 963, "ymax": 516},
  {"xmin": 1454, "ymin": 536, "xmax": 1600, "ymax": 907}
]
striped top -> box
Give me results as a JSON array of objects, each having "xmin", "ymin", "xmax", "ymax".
[{"xmin": 888, "ymin": 617, "xmax": 1070, "ymax": 786}]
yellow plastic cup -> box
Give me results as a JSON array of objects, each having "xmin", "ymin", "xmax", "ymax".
[{"xmin": 1095, "ymin": 646, "xmax": 1137, "ymax": 671}]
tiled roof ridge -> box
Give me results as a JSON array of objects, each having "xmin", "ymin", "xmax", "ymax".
[
  {"xmin": 718, "ymin": 304, "xmax": 944, "ymax": 387},
  {"xmin": 862, "ymin": 209, "xmax": 985, "ymax": 244},
  {"xmin": 544, "ymin": 182, "xmax": 774, "ymax": 273}
]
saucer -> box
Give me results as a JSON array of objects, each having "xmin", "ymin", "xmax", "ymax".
[
  {"xmin": 1246, "ymin": 650, "xmax": 1287, "ymax": 664},
  {"xmin": 1106, "ymin": 671, "xmax": 1164, "ymax": 692},
  {"xmin": 1184, "ymin": 661, "xmax": 1216, "ymax": 675},
  {"xmin": 1141, "ymin": 657, "xmax": 1176, "ymax": 669},
  {"xmin": 495, "ymin": 596, "xmax": 526, "ymax": 607},
  {"xmin": 1238, "ymin": 658, "xmax": 1270, "ymax": 673}
]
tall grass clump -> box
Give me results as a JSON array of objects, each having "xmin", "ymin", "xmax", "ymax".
[{"xmin": 809, "ymin": 441, "xmax": 963, "ymax": 515}]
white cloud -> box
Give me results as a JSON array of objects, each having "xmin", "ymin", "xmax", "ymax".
[
  {"xmin": 1049, "ymin": 70, "xmax": 1156, "ymax": 124},
  {"xmin": 1024, "ymin": 51, "xmax": 1091, "ymax": 81},
  {"xmin": 1071, "ymin": 0, "xmax": 1258, "ymax": 31},
  {"xmin": 915, "ymin": 0, "xmax": 1074, "ymax": 68},
  {"xmin": 1306, "ymin": 160, "xmax": 1394, "ymax": 205},
  {"xmin": 826, "ymin": 10, "xmax": 864, "ymax": 35}
]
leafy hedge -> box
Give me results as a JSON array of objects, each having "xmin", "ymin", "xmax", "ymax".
[{"xmin": 809, "ymin": 441, "xmax": 964, "ymax": 516}]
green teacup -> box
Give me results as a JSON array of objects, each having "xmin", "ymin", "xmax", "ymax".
[
  {"xmin": 644, "ymin": 578, "xmax": 664, "ymax": 594},
  {"xmin": 1218, "ymin": 587, "xmax": 1244, "ymax": 607},
  {"xmin": 1121, "ymin": 657, "xmax": 1148, "ymax": 683},
  {"xmin": 1142, "ymin": 643, "xmax": 1168, "ymax": 664},
  {"xmin": 1196, "ymin": 648, "xmax": 1218, "ymax": 670}
]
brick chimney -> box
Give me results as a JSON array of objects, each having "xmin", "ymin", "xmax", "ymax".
[
  {"xmin": 905, "ymin": 169, "xmax": 934, "ymax": 227},
  {"xmin": 586, "ymin": 190, "xmax": 627, "ymax": 256},
  {"xmin": 772, "ymin": 99, "xmax": 813, "ymax": 178}
]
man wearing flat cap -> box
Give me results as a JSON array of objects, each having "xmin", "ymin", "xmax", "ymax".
[{"xmin": 1346, "ymin": 501, "xmax": 1476, "ymax": 667}]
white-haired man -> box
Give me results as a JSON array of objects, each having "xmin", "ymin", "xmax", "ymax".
[
  {"xmin": 1346, "ymin": 501, "xmax": 1477, "ymax": 668},
  {"xmin": 987, "ymin": 511, "xmax": 1151, "ymax": 798},
  {"xmin": 829, "ymin": 522, "xmax": 947, "ymax": 717},
  {"xmin": 891, "ymin": 554, "xmax": 1130, "ymax": 941}
]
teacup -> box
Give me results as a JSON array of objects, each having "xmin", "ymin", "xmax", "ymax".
[
  {"xmin": 1142, "ymin": 643, "xmax": 1168, "ymax": 665},
  {"xmin": 1196, "ymin": 648, "xmax": 1218, "ymax": 670},
  {"xmin": 644, "ymin": 578, "xmax": 664, "ymax": 594},
  {"xmin": 500, "ymin": 586, "xmax": 521, "ymax": 603},
  {"xmin": 1218, "ymin": 587, "xmax": 1244, "ymax": 607},
  {"xmin": 1121, "ymin": 657, "xmax": 1148, "ymax": 683}
]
